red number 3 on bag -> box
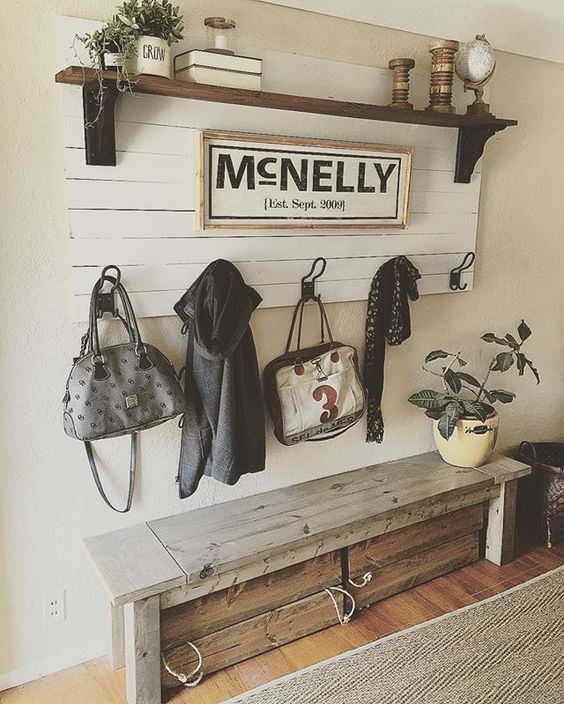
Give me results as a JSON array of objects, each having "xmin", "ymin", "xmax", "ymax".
[{"xmin": 313, "ymin": 385, "xmax": 339, "ymax": 423}]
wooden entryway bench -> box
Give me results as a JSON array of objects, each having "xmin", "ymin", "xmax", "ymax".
[{"xmin": 84, "ymin": 452, "xmax": 530, "ymax": 704}]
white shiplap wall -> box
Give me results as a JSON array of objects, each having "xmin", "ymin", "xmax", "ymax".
[{"xmin": 57, "ymin": 16, "xmax": 480, "ymax": 321}]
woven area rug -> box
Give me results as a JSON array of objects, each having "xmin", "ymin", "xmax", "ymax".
[{"xmin": 226, "ymin": 566, "xmax": 564, "ymax": 704}]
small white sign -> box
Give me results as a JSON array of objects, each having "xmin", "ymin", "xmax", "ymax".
[{"xmin": 199, "ymin": 131, "xmax": 412, "ymax": 230}]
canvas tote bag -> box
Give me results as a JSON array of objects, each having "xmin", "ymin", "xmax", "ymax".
[{"xmin": 264, "ymin": 296, "xmax": 365, "ymax": 446}]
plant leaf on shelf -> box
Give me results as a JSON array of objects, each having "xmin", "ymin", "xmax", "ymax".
[
  {"xmin": 518, "ymin": 320, "xmax": 532, "ymax": 342},
  {"xmin": 491, "ymin": 351, "xmax": 514, "ymax": 372},
  {"xmin": 525, "ymin": 357, "xmax": 541, "ymax": 384},
  {"xmin": 461, "ymin": 400, "xmax": 489, "ymax": 421},
  {"xmin": 425, "ymin": 350, "xmax": 450, "ymax": 363},
  {"xmin": 444, "ymin": 368, "xmax": 462, "ymax": 394},
  {"xmin": 488, "ymin": 389, "xmax": 515, "ymax": 403},
  {"xmin": 437, "ymin": 402, "xmax": 463, "ymax": 441},
  {"xmin": 425, "ymin": 408, "xmax": 444, "ymax": 420},
  {"xmin": 505, "ymin": 333, "xmax": 520, "ymax": 350},
  {"xmin": 458, "ymin": 372, "xmax": 481, "ymax": 388},
  {"xmin": 482, "ymin": 333, "xmax": 511, "ymax": 346},
  {"xmin": 408, "ymin": 390, "xmax": 448, "ymax": 409}
]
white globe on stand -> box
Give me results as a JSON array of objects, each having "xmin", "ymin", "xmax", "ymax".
[{"xmin": 455, "ymin": 35, "xmax": 496, "ymax": 85}]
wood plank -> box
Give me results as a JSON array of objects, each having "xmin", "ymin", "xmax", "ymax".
[
  {"xmin": 475, "ymin": 454, "xmax": 532, "ymax": 484},
  {"xmin": 83, "ymin": 524, "xmax": 186, "ymax": 606},
  {"xmin": 56, "ymin": 67, "xmax": 517, "ymax": 130},
  {"xmin": 106, "ymin": 602, "xmax": 125, "ymax": 671},
  {"xmin": 162, "ymin": 483, "xmax": 495, "ymax": 608},
  {"xmin": 68, "ymin": 209, "xmax": 478, "ymax": 239},
  {"xmin": 160, "ymin": 551, "xmax": 341, "ymax": 647},
  {"xmin": 71, "ymin": 253, "xmax": 473, "ymax": 294},
  {"xmin": 149, "ymin": 453, "xmax": 495, "ymax": 585},
  {"xmin": 160, "ymin": 590, "xmax": 342, "ymax": 690},
  {"xmin": 349, "ymin": 532, "xmax": 480, "ymax": 609},
  {"xmin": 72, "ymin": 271, "xmax": 474, "ymax": 320},
  {"xmin": 486, "ymin": 478, "xmax": 519, "ymax": 566},
  {"xmin": 347, "ymin": 504, "xmax": 484, "ymax": 576},
  {"xmin": 125, "ymin": 596, "xmax": 161, "ymax": 704},
  {"xmin": 65, "ymin": 178, "xmax": 477, "ymax": 214},
  {"xmin": 64, "ymin": 146, "xmax": 479, "ymax": 193}
]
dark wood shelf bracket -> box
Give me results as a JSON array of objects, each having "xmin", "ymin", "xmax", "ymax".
[
  {"xmin": 83, "ymin": 80, "xmax": 119, "ymax": 166},
  {"xmin": 455, "ymin": 124, "xmax": 508, "ymax": 183}
]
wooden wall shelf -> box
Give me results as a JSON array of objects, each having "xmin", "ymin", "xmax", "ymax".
[{"xmin": 55, "ymin": 65, "xmax": 517, "ymax": 182}]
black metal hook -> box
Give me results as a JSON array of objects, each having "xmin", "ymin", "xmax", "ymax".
[
  {"xmin": 96, "ymin": 265, "xmax": 123, "ymax": 317},
  {"xmin": 301, "ymin": 257, "xmax": 327, "ymax": 301},
  {"xmin": 449, "ymin": 252, "xmax": 475, "ymax": 291}
]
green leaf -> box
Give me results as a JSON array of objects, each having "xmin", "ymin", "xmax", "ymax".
[
  {"xmin": 518, "ymin": 320, "xmax": 532, "ymax": 342},
  {"xmin": 444, "ymin": 368, "xmax": 462, "ymax": 394},
  {"xmin": 516, "ymin": 352, "xmax": 527, "ymax": 375},
  {"xmin": 491, "ymin": 352, "xmax": 514, "ymax": 372},
  {"xmin": 437, "ymin": 402, "xmax": 463, "ymax": 440},
  {"xmin": 408, "ymin": 390, "xmax": 447, "ymax": 409},
  {"xmin": 461, "ymin": 400, "xmax": 488, "ymax": 421},
  {"xmin": 525, "ymin": 357, "xmax": 541, "ymax": 384},
  {"xmin": 489, "ymin": 389, "xmax": 515, "ymax": 404},
  {"xmin": 457, "ymin": 358, "xmax": 467, "ymax": 367},
  {"xmin": 425, "ymin": 408, "xmax": 444, "ymax": 420},
  {"xmin": 457, "ymin": 372, "xmax": 481, "ymax": 388},
  {"xmin": 505, "ymin": 333, "xmax": 520, "ymax": 350},
  {"xmin": 482, "ymin": 333, "xmax": 511, "ymax": 346},
  {"xmin": 425, "ymin": 350, "xmax": 450, "ymax": 363}
]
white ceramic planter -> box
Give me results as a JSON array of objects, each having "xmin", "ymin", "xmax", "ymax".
[
  {"xmin": 433, "ymin": 408, "xmax": 499, "ymax": 468},
  {"xmin": 130, "ymin": 35, "xmax": 171, "ymax": 78}
]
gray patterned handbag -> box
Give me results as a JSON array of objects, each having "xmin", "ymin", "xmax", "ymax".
[{"xmin": 63, "ymin": 267, "xmax": 184, "ymax": 512}]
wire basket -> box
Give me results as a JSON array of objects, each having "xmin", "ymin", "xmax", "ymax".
[{"xmin": 519, "ymin": 442, "xmax": 564, "ymax": 548}]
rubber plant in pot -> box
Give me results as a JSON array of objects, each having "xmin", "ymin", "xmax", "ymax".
[
  {"xmin": 116, "ymin": 0, "xmax": 184, "ymax": 79},
  {"xmin": 409, "ymin": 321, "xmax": 540, "ymax": 467}
]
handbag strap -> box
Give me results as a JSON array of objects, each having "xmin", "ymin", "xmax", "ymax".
[
  {"xmin": 84, "ymin": 434, "xmax": 137, "ymax": 513},
  {"xmin": 285, "ymin": 296, "xmax": 334, "ymax": 353}
]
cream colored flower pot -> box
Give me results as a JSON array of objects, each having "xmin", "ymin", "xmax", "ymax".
[
  {"xmin": 130, "ymin": 36, "xmax": 171, "ymax": 78},
  {"xmin": 433, "ymin": 409, "xmax": 499, "ymax": 468}
]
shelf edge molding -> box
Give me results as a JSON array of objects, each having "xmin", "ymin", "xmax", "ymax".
[{"xmin": 55, "ymin": 66, "xmax": 517, "ymax": 181}]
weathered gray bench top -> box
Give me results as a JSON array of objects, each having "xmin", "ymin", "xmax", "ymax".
[{"xmin": 84, "ymin": 452, "xmax": 530, "ymax": 606}]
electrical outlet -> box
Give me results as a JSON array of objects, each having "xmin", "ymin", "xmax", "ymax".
[{"xmin": 43, "ymin": 591, "xmax": 66, "ymax": 625}]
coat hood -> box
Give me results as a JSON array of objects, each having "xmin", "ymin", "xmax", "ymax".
[{"xmin": 174, "ymin": 260, "xmax": 262, "ymax": 361}]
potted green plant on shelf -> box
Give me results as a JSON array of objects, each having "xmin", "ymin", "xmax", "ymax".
[
  {"xmin": 408, "ymin": 321, "xmax": 540, "ymax": 467},
  {"xmin": 75, "ymin": 18, "xmax": 138, "ymax": 125},
  {"xmin": 116, "ymin": 0, "xmax": 184, "ymax": 79}
]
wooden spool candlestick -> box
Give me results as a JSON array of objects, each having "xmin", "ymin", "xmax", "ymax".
[
  {"xmin": 426, "ymin": 39, "xmax": 460, "ymax": 114},
  {"xmin": 388, "ymin": 58, "xmax": 415, "ymax": 109}
]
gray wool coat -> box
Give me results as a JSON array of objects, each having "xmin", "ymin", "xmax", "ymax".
[{"xmin": 174, "ymin": 260, "xmax": 266, "ymax": 498}]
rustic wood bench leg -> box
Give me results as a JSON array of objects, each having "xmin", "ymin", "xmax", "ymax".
[
  {"xmin": 486, "ymin": 479, "xmax": 518, "ymax": 566},
  {"xmin": 125, "ymin": 596, "xmax": 161, "ymax": 704},
  {"xmin": 107, "ymin": 602, "xmax": 125, "ymax": 670}
]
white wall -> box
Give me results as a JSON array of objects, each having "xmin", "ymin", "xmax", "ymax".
[{"xmin": 1, "ymin": 0, "xmax": 564, "ymax": 689}]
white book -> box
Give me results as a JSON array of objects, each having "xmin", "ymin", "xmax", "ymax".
[{"xmin": 176, "ymin": 65, "xmax": 262, "ymax": 91}]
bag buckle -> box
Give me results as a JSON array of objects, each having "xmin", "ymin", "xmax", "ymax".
[{"xmin": 311, "ymin": 358, "xmax": 328, "ymax": 381}]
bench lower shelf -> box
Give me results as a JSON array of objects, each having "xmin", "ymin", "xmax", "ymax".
[{"xmin": 160, "ymin": 504, "xmax": 483, "ymax": 692}]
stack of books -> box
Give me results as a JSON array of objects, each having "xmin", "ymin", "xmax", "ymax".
[{"xmin": 174, "ymin": 50, "xmax": 262, "ymax": 91}]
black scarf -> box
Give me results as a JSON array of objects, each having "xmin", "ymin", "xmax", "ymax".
[{"xmin": 364, "ymin": 256, "xmax": 421, "ymax": 443}]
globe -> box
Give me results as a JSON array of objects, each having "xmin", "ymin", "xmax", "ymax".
[{"xmin": 455, "ymin": 35, "xmax": 496, "ymax": 87}]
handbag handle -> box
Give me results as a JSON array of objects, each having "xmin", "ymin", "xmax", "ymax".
[
  {"xmin": 88, "ymin": 278, "xmax": 141, "ymax": 355},
  {"xmin": 84, "ymin": 434, "xmax": 137, "ymax": 513},
  {"xmin": 519, "ymin": 441, "xmax": 537, "ymax": 465},
  {"xmin": 285, "ymin": 295, "xmax": 334, "ymax": 353}
]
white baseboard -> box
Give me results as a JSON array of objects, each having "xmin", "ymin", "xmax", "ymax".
[{"xmin": 0, "ymin": 639, "xmax": 106, "ymax": 692}]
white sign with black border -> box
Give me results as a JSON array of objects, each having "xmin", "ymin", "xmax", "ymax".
[{"xmin": 199, "ymin": 131, "xmax": 412, "ymax": 230}]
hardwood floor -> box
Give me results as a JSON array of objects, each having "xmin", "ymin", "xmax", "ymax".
[{"xmin": 3, "ymin": 543, "xmax": 564, "ymax": 704}]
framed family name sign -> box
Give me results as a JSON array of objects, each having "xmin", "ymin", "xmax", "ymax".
[{"xmin": 198, "ymin": 131, "xmax": 412, "ymax": 230}]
